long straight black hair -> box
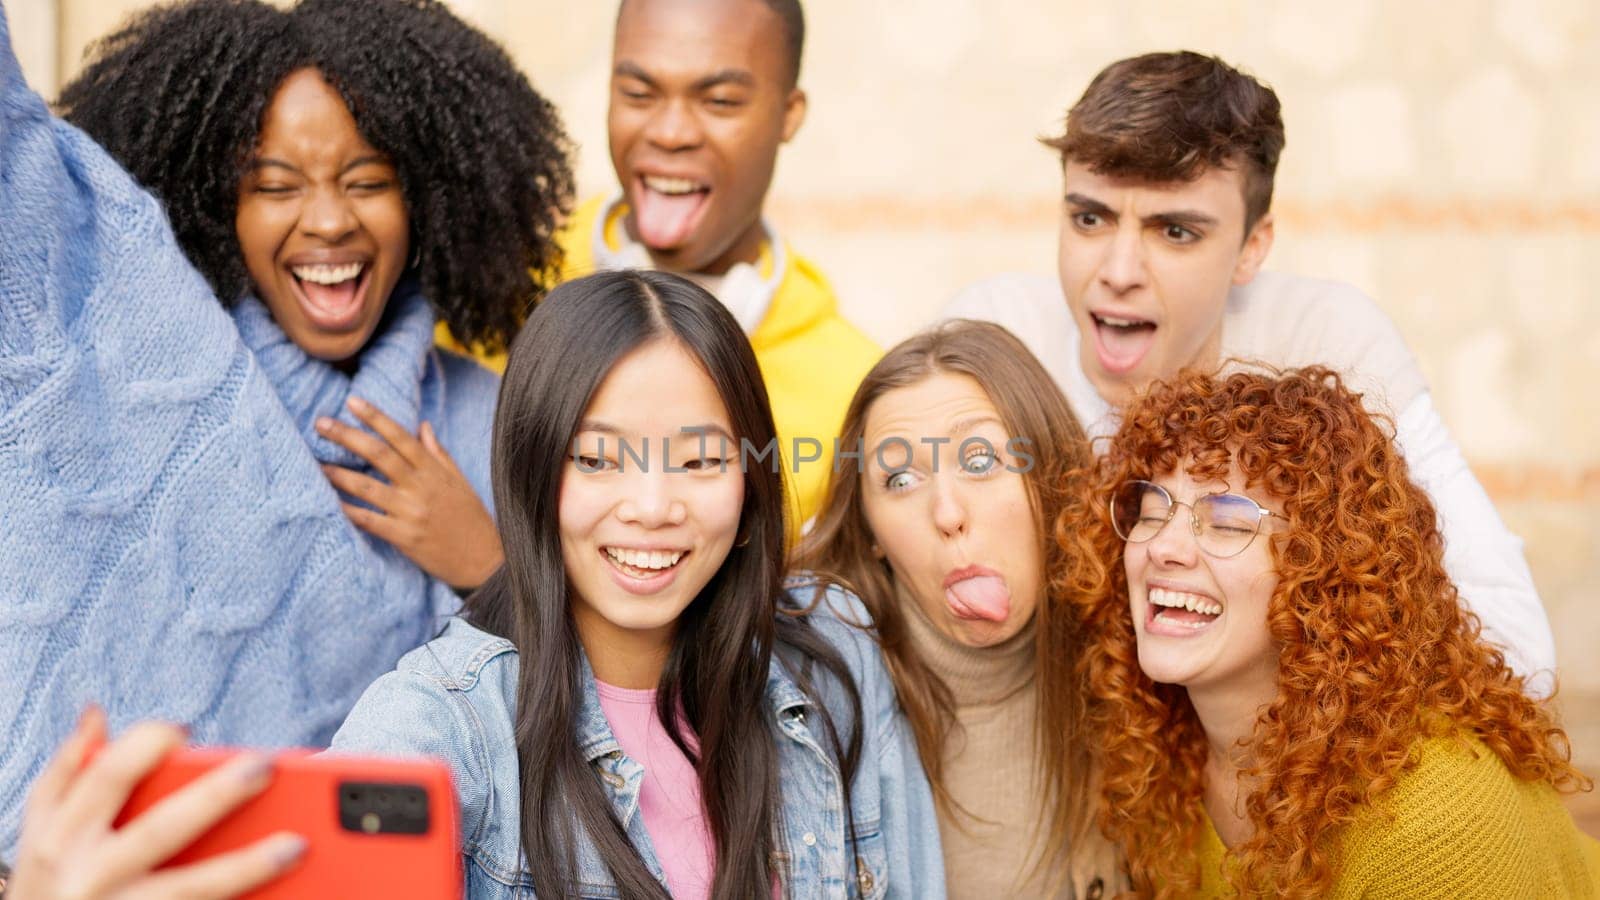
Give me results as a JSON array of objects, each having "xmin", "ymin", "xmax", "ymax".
[{"xmin": 466, "ymin": 270, "xmax": 863, "ymax": 899}]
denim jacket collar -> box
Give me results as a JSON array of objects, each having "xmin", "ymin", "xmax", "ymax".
[
  {"xmin": 765, "ymin": 656, "xmax": 811, "ymax": 717},
  {"xmin": 574, "ymin": 651, "xmax": 624, "ymax": 763}
]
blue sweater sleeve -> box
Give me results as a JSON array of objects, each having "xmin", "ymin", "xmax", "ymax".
[{"xmin": 0, "ymin": 6, "xmax": 445, "ymax": 858}]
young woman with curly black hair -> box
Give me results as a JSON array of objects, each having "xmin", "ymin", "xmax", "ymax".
[
  {"xmin": 57, "ymin": 0, "xmax": 574, "ymax": 591},
  {"xmin": 2, "ymin": 0, "xmax": 575, "ymax": 876}
]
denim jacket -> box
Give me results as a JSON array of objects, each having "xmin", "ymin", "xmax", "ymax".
[{"xmin": 329, "ymin": 584, "xmax": 946, "ymax": 898}]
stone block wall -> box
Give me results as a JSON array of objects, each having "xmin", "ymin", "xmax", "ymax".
[{"xmin": 23, "ymin": 0, "xmax": 1600, "ymax": 829}]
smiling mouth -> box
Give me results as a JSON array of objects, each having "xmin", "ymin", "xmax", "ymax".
[
  {"xmin": 602, "ymin": 546, "xmax": 688, "ymax": 580},
  {"xmin": 631, "ymin": 174, "xmax": 711, "ymax": 250},
  {"xmin": 1147, "ymin": 587, "xmax": 1222, "ymax": 631},
  {"xmin": 289, "ymin": 262, "xmax": 371, "ymax": 332}
]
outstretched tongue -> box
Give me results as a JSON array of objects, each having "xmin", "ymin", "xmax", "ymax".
[
  {"xmin": 945, "ymin": 575, "xmax": 1011, "ymax": 623},
  {"xmin": 633, "ymin": 186, "xmax": 707, "ymax": 249}
]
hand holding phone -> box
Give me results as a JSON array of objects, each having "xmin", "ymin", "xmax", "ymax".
[
  {"xmin": 109, "ymin": 746, "xmax": 460, "ymax": 899},
  {"xmin": 6, "ymin": 707, "xmax": 304, "ymax": 900}
]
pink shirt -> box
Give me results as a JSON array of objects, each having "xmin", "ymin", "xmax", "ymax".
[{"xmin": 596, "ymin": 681, "xmax": 714, "ymax": 900}]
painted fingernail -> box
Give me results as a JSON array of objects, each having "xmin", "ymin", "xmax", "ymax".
[
  {"xmin": 271, "ymin": 833, "xmax": 308, "ymax": 869},
  {"xmin": 347, "ymin": 396, "xmax": 370, "ymax": 413}
]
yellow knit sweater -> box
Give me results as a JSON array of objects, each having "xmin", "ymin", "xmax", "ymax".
[{"xmin": 1193, "ymin": 736, "xmax": 1600, "ymax": 897}]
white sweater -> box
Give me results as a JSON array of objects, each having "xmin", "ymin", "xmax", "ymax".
[{"xmin": 945, "ymin": 271, "xmax": 1557, "ymax": 692}]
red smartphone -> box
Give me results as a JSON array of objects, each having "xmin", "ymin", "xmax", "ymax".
[{"xmin": 111, "ymin": 747, "xmax": 461, "ymax": 899}]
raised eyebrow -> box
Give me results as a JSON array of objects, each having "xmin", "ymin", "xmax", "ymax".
[
  {"xmin": 948, "ymin": 415, "xmax": 1007, "ymax": 441},
  {"xmin": 575, "ymin": 420, "xmax": 622, "ymax": 436}
]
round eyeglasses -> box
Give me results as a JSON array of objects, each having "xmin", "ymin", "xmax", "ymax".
[{"xmin": 1109, "ymin": 480, "xmax": 1282, "ymax": 559}]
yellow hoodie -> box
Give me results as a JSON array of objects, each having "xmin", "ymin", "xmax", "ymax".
[{"xmin": 439, "ymin": 195, "xmax": 881, "ymax": 531}]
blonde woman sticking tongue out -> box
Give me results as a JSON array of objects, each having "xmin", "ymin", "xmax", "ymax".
[{"xmin": 798, "ymin": 320, "xmax": 1123, "ymax": 898}]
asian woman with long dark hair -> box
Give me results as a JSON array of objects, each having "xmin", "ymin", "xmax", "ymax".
[{"xmin": 332, "ymin": 270, "xmax": 943, "ymax": 899}]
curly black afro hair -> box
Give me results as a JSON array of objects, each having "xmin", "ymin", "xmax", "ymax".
[{"xmin": 57, "ymin": 0, "xmax": 574, "ymax": 353}]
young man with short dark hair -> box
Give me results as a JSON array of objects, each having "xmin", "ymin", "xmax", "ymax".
[
  {"xmin": 947, "ymin": 51, "xmax": 1555, "ymax": 687},
  {"xmin": 564, "ymin": 0, "xmax": 879, "ymax": 526}
]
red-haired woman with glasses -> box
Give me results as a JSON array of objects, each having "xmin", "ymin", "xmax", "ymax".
[{"xmin": 1058, "ymin": 366, "xmax": 1599, "ymax": 898}]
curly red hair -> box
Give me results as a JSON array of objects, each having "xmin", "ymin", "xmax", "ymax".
[{"xmin": 1053, "ymin": 366, "xmax": 1587, "ymax": 898}]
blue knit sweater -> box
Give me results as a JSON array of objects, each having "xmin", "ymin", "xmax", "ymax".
[{"xmin": 0, "ymin": 6, "xmax": 499, "ymax": 855}]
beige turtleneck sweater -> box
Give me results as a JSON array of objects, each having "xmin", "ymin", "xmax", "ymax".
[{"xmin": 900, "ymin": 588, "xmax": 1072, "ymax": 898}]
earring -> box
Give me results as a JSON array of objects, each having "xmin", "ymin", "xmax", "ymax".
[
  {"xmin": 870, "ymin": 543, "xmax": 883, "ymax": 558},
  {"xmin": 409, "ymin": 245, "xmax": 421, "ymax": 268},
  {"xmin": 734, "ymin": 533, "xmax": 751, "ymax": 548}
]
